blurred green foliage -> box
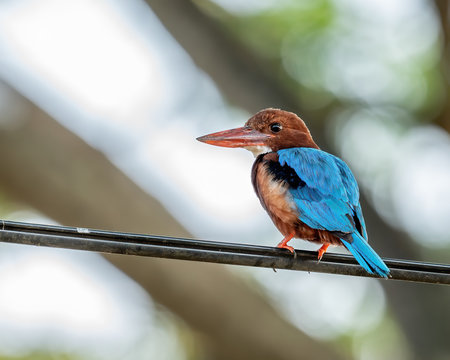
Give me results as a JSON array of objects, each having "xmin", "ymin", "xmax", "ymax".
[
  {"xmin": 0, "ymin": 352, "xmax": 80, "ymax": 360},
  {"xmin": 198, "ymin": 0, "xmax": 446, "ymax": 123}
]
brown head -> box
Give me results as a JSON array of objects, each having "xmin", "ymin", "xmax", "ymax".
[{"xmin": 197, "ymin": 108, "xmax": 318, "ymax": 156}]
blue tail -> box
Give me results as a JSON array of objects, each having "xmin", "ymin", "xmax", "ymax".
[{"xmin": 340, "ymin": 233, "xmax": 390, "ymax": 278}]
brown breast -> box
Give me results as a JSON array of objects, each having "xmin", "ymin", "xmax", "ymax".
[{"xmin": 251, "ymin": 152, "xmax": 341, "ymax": 245}]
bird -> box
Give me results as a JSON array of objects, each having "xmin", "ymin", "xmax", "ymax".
[{"xmin": 196, "ymin": 108, "xmax": 390, "ymax": 278}]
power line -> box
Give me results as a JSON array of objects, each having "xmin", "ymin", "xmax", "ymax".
[{"xmin": 0, "ymin": 220, "xmax": 449, "ymax": 285}]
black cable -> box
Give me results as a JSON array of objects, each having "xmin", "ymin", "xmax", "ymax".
[{"xmin": 0, "ymin": 220, "xmax": 449, "ymax": 285}]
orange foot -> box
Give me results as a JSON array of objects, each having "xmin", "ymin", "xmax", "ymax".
[
  {"xmin": 317, "ymin": 244, "xmax": 330, "ymax": 261},
  {"xmin": 277, "ymin": 231, "xmax": 296, "ymax": 254}
]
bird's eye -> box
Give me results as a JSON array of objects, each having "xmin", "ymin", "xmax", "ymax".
[{"xmin": 270, "ymin": 123, "xmax": 282, "ymax": 133}]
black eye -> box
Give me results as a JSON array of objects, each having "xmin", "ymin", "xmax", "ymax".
[{"xmin": 270, "ymin": 123, "xmax": 282, "ymax": 133}]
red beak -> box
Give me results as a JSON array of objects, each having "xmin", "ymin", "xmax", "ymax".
[{"xmin": 196, "ymin": 126, "xmax": 271, "ymax": 148}]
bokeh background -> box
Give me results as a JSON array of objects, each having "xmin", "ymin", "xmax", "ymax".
[{"xmin": 0, "ymin": 0, "xmax": 449, "ymax": 359}]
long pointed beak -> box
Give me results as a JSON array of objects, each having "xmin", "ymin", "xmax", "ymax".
[{"xmin": 196, "ymin": 126, "xmax": 271, "ymax": 148}]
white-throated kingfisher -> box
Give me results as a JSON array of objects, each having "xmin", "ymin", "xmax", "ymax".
[{"xmin": 197, "ymin": 108, "xmax": 390, "ymax": 278}]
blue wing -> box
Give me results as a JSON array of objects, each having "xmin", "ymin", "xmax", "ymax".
[
  {"xmin": 277, "ymin": 148, "xmax": 389, "ymax": 277},
  {"xmin": 277, "ymin": 148, "xmax": 364, "ymax": 236}
]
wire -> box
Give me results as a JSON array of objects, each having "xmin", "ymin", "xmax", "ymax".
[{"xmin": 0, "ymin": 220, "xmax": 449, "ymax": 285}]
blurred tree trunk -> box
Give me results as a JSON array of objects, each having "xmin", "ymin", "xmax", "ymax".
[
  {"xmin": 0, "ymin": 82, "xmax": 341, "ymax": 360},
  {"xmin": 435, "ymin": 0, "xmax": 450, "ymax": 132},
  {"xmin": 144, "ymin": 0, "xmax": 450, "ymax": 358}
]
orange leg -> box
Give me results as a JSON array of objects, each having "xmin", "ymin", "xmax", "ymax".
[
  {"xmin": 277, "ymin": 231, "xmax": 296, "ymax": 254},
  {"xmin": 317, "ymin": 244, "xmax": 330, "ymax": 261}
]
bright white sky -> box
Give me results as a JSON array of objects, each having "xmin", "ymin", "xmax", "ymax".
[{"xmin": 0, "ymin": 0, "xmax": 448, "ymax": 358}]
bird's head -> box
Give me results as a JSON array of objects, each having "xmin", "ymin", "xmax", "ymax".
[{"xmin": 196, "ymin": 108, "xmax": 318, "ymax": 157}]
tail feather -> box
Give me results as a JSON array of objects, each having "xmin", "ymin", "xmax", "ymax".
[{"xmin": 341, "ymin": 233, "xmax": 390, "ymax": 278}]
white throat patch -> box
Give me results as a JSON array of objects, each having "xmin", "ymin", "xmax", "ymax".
[{"xmin": 244, "ymin": 145, "xmax": 273, "ymax": 157}]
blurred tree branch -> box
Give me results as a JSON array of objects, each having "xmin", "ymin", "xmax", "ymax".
[
  {"xmin": 144, "ymin": 0, "xmax": 450, "ymax": 358},
  {"xmin": 0, "ymin": 82, "xmax": 341, "ymax": 360},
  {"xmin": 435, "ymin": 0, "xmax": 450, "ymax": 133},
  {"xmin": 140, "ymin": 0, "xmax": 299, "ymax": 114}
]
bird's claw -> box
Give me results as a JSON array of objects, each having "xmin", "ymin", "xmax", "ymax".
[
  {"xmin": 317, "ymin": 244, "xmax": 330, "ymax": 263},
  {"xmin": 277, "ymin": 242, "xmax": 294, "ymax": 253},
  {"xmin": 276, "ymin": 231, "xmax": 296, "ymax": 256},
  {"xmin": 277, "ymin": 242, "xmax": 297, "ymax": 258}
]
